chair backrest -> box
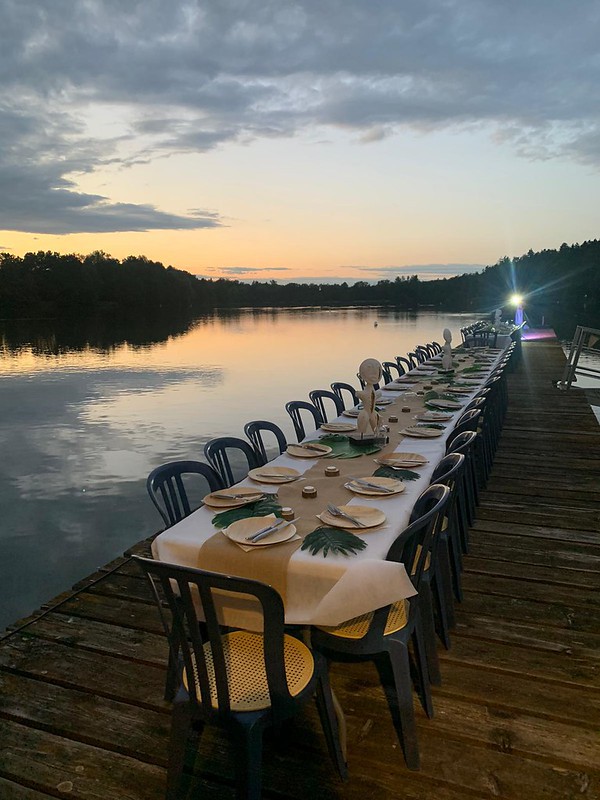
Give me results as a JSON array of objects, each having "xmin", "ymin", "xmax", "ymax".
[
  {"xmin": 394, "ymin": 356, "xmax": 410, "ymax": 375},
  {"xmin": 133, "ymin": 557, "xmax": 295, "ymax": 717},
  {"xmin": 244, "ymin": 420, "xmax": 287, "ymax": 466},
  {"xmin": 356, "ymin": 373, "xmax": 380, "ymax": 391},
  {"xmin": 285, "ymin": 400, "xmax": 324, "ymax": 442},
  {"xmin": 415, "ymin": 346, "xmax": 430, "ymax": 362},
  {"xmin": 445, "ymin": 429, "xmax": 478, "ymax": 458},
  {"xmin": 330, "ymin": 381, "xmax": 358, "ymax": 409},
  {"xmin": 429, "ymin": 452, "xmax": 465, "ymax": 486},
  {"xmin": 146, "ymin": 460, "xmax": 224, "ymax": 528},
  {"xmin": 430, "ymin": 341, "xmax": 442, "ymax": 354},
  {"xmin": 406, "ymin": 352, "xmax": 419, "ymax": 369},
  {"xmin": 308, "ymin": 390, "xmax": 344, "ymax": 423},
  {"xmin": 381, "ymin": 361, "xmax": 403, "ymax": 383},
  {"xmin": 386, "ymin": 484, "xmax": 450, "ymax": 588},
  {"xmin": 447, "ymin": 409, "xmax": 481, "ymax": 447},
  {"xmin": 204, "ymin": 437, "xmax": 260, "ymax": 488}
]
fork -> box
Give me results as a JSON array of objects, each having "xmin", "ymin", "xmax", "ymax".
[
  {"xmin": 326, "ymin": 503, "xmax": 366, "ymax": 527},
  {"xmin": 346, "ymin": 478, "xmax": 395, "ymax": 494}
]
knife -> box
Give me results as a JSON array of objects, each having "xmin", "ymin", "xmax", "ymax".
[{"xmin": 246, "ymin": 518, "xmax": 299, "ymax": 542}]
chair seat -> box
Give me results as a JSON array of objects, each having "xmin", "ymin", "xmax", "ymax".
[
  {"xmin": 316, "ymin": 599, "xmax": 409, "ymax": 641},
  {"xmin": 184, "ymin": 631, "xmax": 314, "ymax": 711}
]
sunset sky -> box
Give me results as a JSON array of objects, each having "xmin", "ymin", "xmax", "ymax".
[{"xmin": 1, "ymin": 0, "xmax": 599, "ymax": 282}]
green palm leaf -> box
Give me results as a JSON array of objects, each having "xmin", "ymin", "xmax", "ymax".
[
  {"xmin": 373, "ymin": 465, "xmax": 419, "ymax": 481},
  {"xmin": 212, "ymin": 496, "xmax": 282, "ymax": 529},
  {"xmin": 301, "ymin": 526, "xmax": 367, "ymax": 557},
  {"xmin": 307, "ymin": 436, "xmax": 382, "ymax": 459}
]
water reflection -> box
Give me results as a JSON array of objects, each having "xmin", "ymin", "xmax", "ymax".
[{"xmin": 0, "ymin": 308, "xmax": 479, "ymax": 631}]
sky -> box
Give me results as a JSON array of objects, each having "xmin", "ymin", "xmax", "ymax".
[{"xmin": 1, "ymin": 0, "xmax": 599, "ymax": 283}]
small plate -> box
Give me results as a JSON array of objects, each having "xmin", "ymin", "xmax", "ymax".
[
  {"xmin": 320, "ymin": 422, "xmax": 357, "ymax": 433},
  {"xmin": 414, "ymin": 411, "xmax": 453, "ymax": 422},
  {"xmin": 445, "ymin": 387, "xmax": 472, "ymax": 395},
  {"xmin": 343, "ymin": 408, "xmax": 360, "ymax": 417},
  {"xmin": 381, "ymin": 384, "xmax": 405, "ymax": 391},
  {"xmin": 203, "ymin": 488, "xmax": 266, "ymax": 508},
  {"xmin": 287, "ymin": 443, "xmax": 332, "ymax": 458},
  {"xmin": 319, "ymin": 505, "xmax": 386, "ymax": 529},
  {"xmin": 373, "ymin": 397, "xmax": 394, "ymax": 404},
  {"xmin": 401, "ymin": 426, "xmax": 444, "ymax": 438},
  {"xmin": 224, "ymin": 516, "xmax": 297, "ymax": 547},
  {"xmin": 248, "ymin": 466, "xmax": 300, "ymax": 484},
  {"xmin": 345, "ymin": 476, "xmax": 405, "ymax": 496},
  {"xmin": 426, "ymin": 399, "xmax": 463, "ymax": 410},
  {"xmin": 376, "ymin": 452, "xmax": 428, "ymax": 468}
]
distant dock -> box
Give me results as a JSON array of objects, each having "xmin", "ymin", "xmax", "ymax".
[{"xmin": 1, "ymin": 335, "xmax": 599, "ymax": 799}]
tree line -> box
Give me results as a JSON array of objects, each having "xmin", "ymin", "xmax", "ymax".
[{"xmin": 0, "ymin": 241, "xmax": 598, "ymax": 326}]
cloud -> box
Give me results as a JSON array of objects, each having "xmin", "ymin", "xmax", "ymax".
[
  {"xmin": 1, "ymin": 0, "xmax": 599, "ymax": 234},
  {"xmin": 0, "ymin": 245, "xmax": 12, "ymax": 251},
  {"xmin": 202, "ymin": 266, "xmax": 291, "ymax": 276},
  {"xmin": 347, "ymin": 263, "xmax": 486, "ymax": 276}
]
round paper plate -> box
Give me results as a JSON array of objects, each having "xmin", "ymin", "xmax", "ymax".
[
  {"xmin": 203, "ymin": 488, "xmax": 266, "ymax": 508},
  {"xmin": 247, "ymin": 466, "xmax": 300, "ymax": 484},
  {"xmin": 320, "ymin": 422, "xmax": 357, "ymax": 433},
  {"xmin": 401, "ymin": 425, "xmax": 444, "ymax": 438},
  {"xmin": 376, "ymin": 452, "xmax": 428, "ymax": 468},
  {"xmin": 345, "ymin": 476, "xmax": 405, "ymax": 496},
  {"xmin": 374, "ymin": 397, "xmax": 394, "ymax": 405},
  {"xmin": 286, "ymin": 443, "xmax": 332, "ymax": 458},
  {"xmin": 342, "ymin": 408, "xmax": 360, "ymax": 417},
  {"xmin": 414, "ymin": 411, "xmax": 453, "ymax": 422},
  {"xmin": 445, "ymin": 387, "xmax": 472, "ymax": 395},
  {"xmin": 381, "ymin": 384, "xmax": 405, "ymax": 391},
  {"xmin": 224, "ymin": 516, "xmax": 297, "ymax": 547},
  {"xmin": 426, "ymin": 399, "xmax": 463, "ymax": 410},
  {"xmin": 319, "ymin": 504, "xmax": 386, "ymax": 529}
]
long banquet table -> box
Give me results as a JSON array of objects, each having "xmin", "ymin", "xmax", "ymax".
[{"xmin": 152, "ymin": 347, "xmax": 506, "ymax": 630}]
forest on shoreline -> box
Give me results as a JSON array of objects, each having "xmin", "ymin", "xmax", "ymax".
[{"xmin": 0, "ymin": 240, "xmax": 598, "ymax": 327}]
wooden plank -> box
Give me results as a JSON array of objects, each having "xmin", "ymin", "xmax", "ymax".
[
  {"xmin": 470, "ymin": 518, "xmax": 600, "ymax": 545},
  {"xmin": 461, "ymin": 573, "xmax": 600, "ymax": 609},
  {"xmin": 432, "ymin": 662, "xmax": 600, "ymax": 727},
  {"xmin": 464, "ymin": 556, "xmax": 599, "ymax": 589},
  {"xmin": 0, "ymin": 778, "xmax": 56, "ymax": 800}
]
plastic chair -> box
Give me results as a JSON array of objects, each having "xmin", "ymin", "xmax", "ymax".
[
  {"xmin": 395, "ymin": 357, "xmax": 411, "ymax": 375},
  {"xmin": 309, "ymin": 390, "xmax": 344, "ymax": 423},
  {"xmin": 446, "ymin": 431, "xmax": 479, "ymax": 551},
  {"xmin": 134, "ymin": 557, "xmax": 348, "ymax": 799},
  {"xmin": 285, "ymin": 400, "xmax": 324, "ymax": 442},
  {"xmin": 381, "ymin": 361, "xmax": 404, "ymax": 383},
  {"xmin": 406, "ymin": 353, "xmax": 421, "ymax": 369},
  {"xmin": 244, "ymin": 420, "xmax": 288, "ymax": 466},
  {"xmin": 146, "ymin": 460, "xmax": 224, "ymax": 528},
  {"xmin": 204, "ymin": 437, "xmax": 260, "ymax": 488},
  {"xmin": 415, "ymin": 346, "xmax": 431, "ymax": 363},
  {"xmin": 356, "ymin": 373, "xmax": 380, "ymax": 391},
  {"xmin": 330, "ymin": 382, "xmax": 359, "ymax": 409},
  {"xmin": 428, "ymin": 453, "xmax": 466, "ymax": 630},
  {"xmin": 311, "ymin": 484, "xmax": 450, "ymax": 770}
]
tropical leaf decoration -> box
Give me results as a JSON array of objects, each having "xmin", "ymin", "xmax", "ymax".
[
  {"xmin": 211, "ymin": 496, "xmax": 282, "ymax": 529},
  {"xmin": 424, "ymin": 390, "xmax": 439, "ymax": 401},
  {"xmin": 306, "ymin": 436, "xmax": 382, "ymax": 459},
  {"xmin": 301, "ymin": 526, "xmax": 367, "ymax": 557},
  {"xmin": 461, "ymin": 365, "xmax": 485, "ymax": 373},
  {"xmin": 417, "ymin": 422, "xmax": 446, "ymax": 429},
  {"xmin": 373, "ymin": 465, "xmax": 419, "ymax": 481}
]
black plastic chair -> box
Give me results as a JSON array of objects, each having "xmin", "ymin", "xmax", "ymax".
[
  {"xmin": 204, "ymin": 437, "xmax": 260, "ymax": 488},
  {"xmin": 408, "ymin": 350, "xmax": 424, "ymax": 366},
  {"xmin": 446, "ymin": 431, "xmax": 479, "ymax": 552},
  {"xmin": 311, "ymin": 484, "xmax": 450, "ymax": 770},
  {"xmin": 134, "ymin": 557, "xmax": 348, "ymax": 799},
  {"xmin": 430, "ymin": 341, "xmax": 442, "ymax": 354},
  {"xmin": 285, "ymin": 400, "xmax": 324, "ymax": 442},
  {"xmin": 395, "ymin": 356, "xmax": 411, "ymax": 375},
  {"xmin": 330, "ymin": 382, "xmax": 359, "ymax": 409},
  {"xmin": 309, "ymin": 390, "xmax": 344, "ymax": 423},
  {"xmin": 381, "ymin": 361, "xmax": 404, "ymax": 383},
  {"xmin": 146, "ymin": 460, "xmax": 224, "ymax": 528},
  {"xmin": 446, "ymin": 408, "xmax": 481, "ymax": 449},
  {"xmin": 428, "ymin": 453, "xmax": 466, "ymax": 633},
  {"xmin": 415, "ymin": 346, "xmax": 431, "ymax": 363},
  {"xmin": 244, "ymin": 420, "xmax": 288, "ymax": 466}
]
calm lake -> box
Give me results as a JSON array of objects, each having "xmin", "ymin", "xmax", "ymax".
[{"xmin": 0, "ymin": 308, "xmax": 480, "ymax": 631}]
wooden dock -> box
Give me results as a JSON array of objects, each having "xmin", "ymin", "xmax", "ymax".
[{"xmin": 1, "ymin": 338, "xmax": 599, "ymax": 800}]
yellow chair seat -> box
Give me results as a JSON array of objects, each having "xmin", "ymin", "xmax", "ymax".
[
  {"xmin": 315, "ymin": 598, "xmax": 409, "ymax": 641},
  {"xmin": 184, "ymin": 630, "xmax": 314, "ymax": 712}
]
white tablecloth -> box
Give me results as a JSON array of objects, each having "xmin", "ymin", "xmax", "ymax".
[{"xmin": 152, "ymin": 349, "xmax": 504, "ymax": 628}]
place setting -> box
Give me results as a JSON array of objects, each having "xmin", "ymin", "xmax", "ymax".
[
  {"xmin": 286, "ymin": 442, "xmax": 333, "ymax": 458},
  {"xmin": 375, "ymin": 452, "xmax": 428, "ymax": 469},
  {"xmin": 247, "ymin": 466, "xmax": 301, "ymax": 484},
  {"xmin": 202, "ymin": 487, "xmax": 271, "ymax": 509},
  {"xmin": 400, "ymin": 425, "xmax": 445, "ymax": 438},
  {"xmin": 320, "ymin": 421, "xmax": 357, "ymax": 433},
  {"xmin": 317, "ymin": 503, "xmax": 386, "ymax": 530},
  {"xmin": 344, "ymin": 475, "xmax": 405, "ymax": 496},
  {"xmin": 425, "ymin": 398, "xmax": 463, "ymax": 410},
  {"xmin": 414, "ymin": 410, "xmax": 453, "ymax": 422},
  {"xmin": 223, "ymin": 514, "xmax": 300, "ymax": 550}
]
